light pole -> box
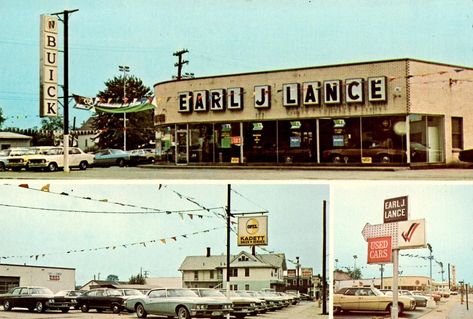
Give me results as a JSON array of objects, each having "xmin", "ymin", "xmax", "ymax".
[
  {"xmin": 119, "ymin": 65, "xmax": 130, "ymax": 151},
  {"xmin": 296, "ymin": 256, "xmax": 300, "ymax": 293},
  {"xmin": 353, "ymin": 255, "xmax": 358, "ymax": 271}
]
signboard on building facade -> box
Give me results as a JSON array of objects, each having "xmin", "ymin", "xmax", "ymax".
[
  {"xmin": 40, "ymin": 14, "xmax": 59, "ymax": 117},
  {"xmin": 384, "ymin": 196, "xmax": 408, "ymax": 223},
  {"xmin": 367, "ymin": 236, "xmax": 393, "ymax": 264},
  {"xmin": 287, "ymin": 269, "xmax": 296, "ymax": 278},
  {"xmin": 301, "ymin": 268, "xmax": 313, "ymax": 277},
  {"xmin": 237, "ymin": 216, "xmax": 268, "ymax": 246}
]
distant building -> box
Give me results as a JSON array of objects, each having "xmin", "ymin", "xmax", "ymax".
[
  {"xmin": 0, "ymin": 263, "xmax": 75, "ymax": 293},
  {"xmin": 335, "ymin": 275, "xmax": 435, "ymax": 292},
  {"xmin": 179, "ymin": 248, "xmax": 287, "ymax": 291},
  {"xmin": 285, "ymin": 267, "xmax": 320, "ymax": 296},
  {"xmin": 73, "ymin": 117, "xmax": 98, "ymax": 151},
  {"xmin": 0, "ymin": 132, "xmax": 32, "ymax": 149},
  {"xmin": 79, "ymin": 277, "xmax": 182, "ymax": 291}
]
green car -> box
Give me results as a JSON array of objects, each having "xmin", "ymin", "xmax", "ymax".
[{"xmin": 124, "ymin": 288, "xmax": 233, "ymax": 319}]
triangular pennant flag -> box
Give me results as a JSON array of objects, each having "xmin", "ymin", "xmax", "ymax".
[
  {"xmin": 188, "ymin": 214, "xmax": 193, "ymax": 220},
  {"xmin": 179, "ymin": 213, "xmax": 184, "ymax": 220},
  {"xmin": 41, "ymin": 184, "xmax": 50, "ymax": 192},
  {"xmin": 171, "ymin": 237, "xmax": 177, "ymax": 241},
  {"xmin": 160, "ymin": 239, "xmax": 166, "ymax": 244}
]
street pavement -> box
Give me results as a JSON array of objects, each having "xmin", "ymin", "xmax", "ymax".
[{"xmin": 2, "ymin": 165, "xmax": 473, "ymax": 180}]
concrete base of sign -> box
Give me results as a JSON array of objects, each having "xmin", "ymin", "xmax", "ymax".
[{"xmin": 426, "ymin": 298, "xmax": 437, "ymax": 308}]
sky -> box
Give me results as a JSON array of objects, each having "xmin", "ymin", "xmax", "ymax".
[
  {"xmin": 333, "ymin": 181, "xmax": 473, "ymax": 284},
  {"xmin": 0, "ymin": 0, "xmax": 472, "ymax": 129},
  {"xmin": 0, "ymin": 181, "xmax": 329, "ymax": 287}
]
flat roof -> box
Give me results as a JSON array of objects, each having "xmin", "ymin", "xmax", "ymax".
[
  {"xmin": 154, "ymin": 57, "xmax": 473, "ymax": 88},
  {"xmin": 0, "ymin": 263, "xmax": 75, "ymax": 271}
]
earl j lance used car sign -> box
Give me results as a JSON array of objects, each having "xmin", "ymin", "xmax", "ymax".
[{"xmin": 367, "ymin": 236, "xmax": 392, "ymax": 264}]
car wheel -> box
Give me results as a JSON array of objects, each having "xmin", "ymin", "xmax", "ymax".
[
  {"xmin": 333, "ymin": 306, "xmax": 341, "ymax": 315},
  {"xmin": 331, "ymin": 154, "xmax": 343, "ymax": 164},
  {"xmin": 379, "ymin": 154, "xmax": 391, "ymax": 163},
  {"xmin": 97, "ymin": 308, "xmax": 103, "ymax": 313},
  {"xmin": 176, "ymin": 306, "xmax": 190, "ymax": 319},
  {"xmin": 79, "ymin": 161, "xmax": 88, "ymax": 170},
  {"xmin": 111, "ymin": 303, "xmax": 121, "ymax": 313},
  {"xmin": 0, "ymin": 162, "xmax": 5, "ymax": 172},
  {"xmin": 48, "ymin": 162, "xmax": 58, "ymax": 172},
  {"xmin": 117, "ymin": 158, "xmax": 125, "ymax": 167},
  {"xmin": 35, "ymin": 301, "xmax": 45, "ymax": 313},
  {"xmin": 136, "ymin": 303, "xmax": 148, "ymax": 318},
  {"xmin": 387, "ymin": 303, "xmax": 403, "ymax": 315},
  {"xmin": 81, "ymin": 304, "xmax": 89, "ymax": 312},
  {"xmin": 148, "ymin": 157, "xmax": 155, "ymax": 164},
  {"xmin": 3, "ymin": 300, "xmax": 11, "ymax": 311}
]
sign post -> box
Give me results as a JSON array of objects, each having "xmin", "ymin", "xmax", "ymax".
[{"xmin": 362, "ymin": 196, "xmax": 426, "ymax": 319}]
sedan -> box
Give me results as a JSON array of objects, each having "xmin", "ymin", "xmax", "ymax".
[
  {"xmin": 129, "ymin": 148, "xmax": 156, "ymax": 165},
  {"xmin": 93, "ymin": 149, "xmax": 130, "ymax": 167},
  {"xmin": 124, "ymin": 288, "xmax": 233, "ymax": 319},
  {"xmin": 76, "ymin": 288, "xmax": 127, "ymax": 313},
  {"xmin": 333, "ymin": 287, "xmax": 416, "ymax": 315},
  {"xmin": 0, "ymin": 286, "xmax": 71, "ymax": 313}
]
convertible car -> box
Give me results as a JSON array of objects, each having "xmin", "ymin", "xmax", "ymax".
[{"xmin": 124, "ymin": 288, "xmax": 232, "ymax": 319}]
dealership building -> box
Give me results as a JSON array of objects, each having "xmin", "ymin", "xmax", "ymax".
[
  {"xmin": 0, "ymin": 263, "xmax": 76, "ymax": 293},
  {"xmin": 153, "ymin": 58, "xmax": 473, "ymax": 166}
]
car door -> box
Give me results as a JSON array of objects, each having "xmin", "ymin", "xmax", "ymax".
[
  {"xmin": 18, "ymin": 287, "xmax": 32, "ymax": 309},
  {"xmin": 68, "ymin": 148, "xmax": 81, "ymax": 167},
  {"xmin": 146, "ymin": 289, "xmax": 168, "ymax": 315},
  {"xmin": 7, "ymin": 287, "xmax": 22, "ymax": 308},
  {"xmin": 339, "ymin": 288, "xmax": 358, "ymax": 311}
]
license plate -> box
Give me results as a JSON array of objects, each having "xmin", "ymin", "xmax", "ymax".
[{"xmin": 212, "ymin": 311, "xmax": 222, "ymax": 316}]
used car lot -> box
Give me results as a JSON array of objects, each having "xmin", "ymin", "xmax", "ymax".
[{"xmin": 0, "ymin": 300, "xmax": 318, "ymax": 318}]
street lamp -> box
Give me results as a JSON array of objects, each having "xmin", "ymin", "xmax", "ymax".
[
  {"xmin": 353, "ymin": 255, "xmax": 358, "ymax": 271},
  {"xmin": 296, "ymin": 257, "xmax": 300, "ymax": 293},
  {"xmin": 119, "ymin": 65, "xmax": 130, "ymax": 151}
]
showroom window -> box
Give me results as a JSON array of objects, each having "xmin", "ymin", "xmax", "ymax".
[{"xmin": 243, "ymin": 121, "xmax": 277, "ymax": 163}]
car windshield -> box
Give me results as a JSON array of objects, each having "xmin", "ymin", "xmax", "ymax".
[
  {"xmin": 124, "ymin": 289, "xmax": 143, "ymax": 296},
  {"xmin": 236, "ymin": 291, "xmax": 252, "ymax": 297},
  {"xmin": 167, "ymin": 289, "xmax": 198, "ymax": 297},
  {"xmin": 31, "ymin": 287, "xmax": 54, "ymax": 295},
  {"xmin": 371, "ymin": 288, "xmax": 385, "ymax": 296},
  {"xmin": 46, "ymin": 148, "xmax": 62, "ymax": 155},
  {"xmin": 108, "ymin": 289, "xmax": 122, "ymax": 296},
  {"xmin": 199, "ymin": 290, "xmax": 224, "ymax": 297}
]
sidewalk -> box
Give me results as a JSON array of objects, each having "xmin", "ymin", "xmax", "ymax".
[{"xmin": 421, "ymin": 296, "xmax": 473, "ymax": 319}]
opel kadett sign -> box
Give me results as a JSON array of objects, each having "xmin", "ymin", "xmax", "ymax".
[{"xmin": 237, "ymin": 216, "xmax": 268, "ymax": 246}]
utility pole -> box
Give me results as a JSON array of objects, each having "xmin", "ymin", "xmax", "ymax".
[
  {"xmin": 427, "ymin": 243, "xmax": 433, "ymax": 288},
  {"xmin": 226, "ymin": 184, "xmax": 231, "ymax": 289},
  {"xmin": 322, "ymin": 200, "xmax": 328, "ymax": 315},
  {"xmin": 173, "ymin": 49, "xmax": 189, "ymax": 80},
  {"xmin": 448, "ymin": 263, "xmax": 451, "ymax": 290},
  {"xmin": 119, "ymin": 65, "xmax": 130, "ymax": 151},
  {"xmin": 296, "ymin": 256, "xmax": 300, "ymax": 293},
  {"xmin": 380, "ymin": 264, "xmax": 385, "ymax": 289},
  {"xmin": 51, "ymin": 9, "xmax": 79, "ymax": 173}
]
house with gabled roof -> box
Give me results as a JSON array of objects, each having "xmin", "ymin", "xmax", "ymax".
[{"xmin": 179, "ymin": 248, "xmax": 287, "ymax": 291}]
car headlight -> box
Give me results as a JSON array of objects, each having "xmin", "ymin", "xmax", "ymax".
[
  {"xmin": 71, "ymin": 300, "xmax": 77, "ymax": 304},
  {"xmin": 194, "ymin": 304, "xmax": 208, "ymax": 310},
  {"xmin": 250, "ymin": 303, "xmax": 255, "ymax": 307},
  {"xmin": 225, "ymin": 304, "xmax": 232, "ymax": 309},
  {"xmin": 48, "ymin": 299, "xmax": 55, "ymax": 303}
]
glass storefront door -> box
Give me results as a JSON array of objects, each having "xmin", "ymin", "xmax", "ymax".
[
  {"xmin": 410, "ymin": 115, "xmax": 444, "ymax": 163},
  {"xmin": 176, "ymin": 125, "xmax": 188, "ymax": 164}
]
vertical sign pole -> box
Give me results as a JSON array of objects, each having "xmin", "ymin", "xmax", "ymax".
[
  {"xmin": 226, "ymin": 184, "xmax": 231, "ymax": 287},
  {"xmin": 322, "ymin": 200, "xmax": 328, "ymax": 315},
  {"xmin": 392, "ymin": 249, "xmax": 399, "ymax": 319},
  {"xmin": 63, "ymin": 11, "xmax": 70, "ymax": 172}
]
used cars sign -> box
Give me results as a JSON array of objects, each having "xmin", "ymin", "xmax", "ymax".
[{"xmin": 367, "ymin": 236, "xmax": 392, "ymax": 264}]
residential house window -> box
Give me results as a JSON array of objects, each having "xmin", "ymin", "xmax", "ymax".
[
  {"xmin": 210, "ymin": 271, "xmax": 214, "ymax": 279},
  {"xmin": 452, "ymin": 117, "xmax": 463, "ymax": 149},
  {"xmin": 245, "ymin": 268, "xmax": 250, "ymax": 277},
  {"xmin": 245, "ymin": 284, "xmax": 250, "ymax": 290},
  {"xmin": 230, "ymin": 284, "xmax": 238, "ymax": 291},
  {"xmin": 194, "ymin": 271, "xmax": 198, "ymax": 280},
  {"xmin": 231, "ymin": 268, "xmax": 238, "ymax": 277}
]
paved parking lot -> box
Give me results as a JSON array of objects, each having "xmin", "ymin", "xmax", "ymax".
[{"xmin": 0, "ymin": 301, "xmax": 324, "ymax": 319}]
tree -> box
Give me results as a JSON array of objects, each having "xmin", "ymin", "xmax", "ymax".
[
  {"xmin": 93, "ymin": 75, "xmax": 154, "ymax": 150},
  {"xmin": 0, "ymin": 107, "xmax": 6, "ymax": 129},
  {"xmin": 106, "ymin": 274, "xmax": 119, "ymax": 281},
  {"xmin": 34, "ymin": 116, "xmax": 64, "ymax": 146},
  {"xmin": 129, "ymin": 273, "xmax": 146, "ymax": 284}
]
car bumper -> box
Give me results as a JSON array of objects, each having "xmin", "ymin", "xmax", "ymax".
[{"xmin": 191, "ymin": 309, "xmax": 232, "ymax": 318}]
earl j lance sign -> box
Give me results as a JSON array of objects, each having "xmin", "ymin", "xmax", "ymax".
[
  {"xmin": 237, "ymin": 216, "xmax": 268, "ymax": 246},
  {"xmin": 384, "ymin": 195, "xmax": 408, "ymax": 223},
  {"xmin": 367, "ymin": 236, "xmax": 392, "ymax": 264}
]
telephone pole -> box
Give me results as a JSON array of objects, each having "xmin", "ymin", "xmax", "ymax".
[{"xmin": 173, "ymin": 49, "xmax": 189, "ymax": 80}]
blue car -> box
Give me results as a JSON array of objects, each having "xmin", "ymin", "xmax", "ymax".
[{"xmin": 93, "ymin": 149, "xmax": 130, "ymax": 167}]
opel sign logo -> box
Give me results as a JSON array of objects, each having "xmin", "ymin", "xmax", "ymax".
[{"xmin": 246, "ymin": 218, "xmax": 259, "ymax": 235}]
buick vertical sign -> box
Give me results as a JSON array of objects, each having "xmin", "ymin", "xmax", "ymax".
[
  {"xmin": 40, "ymin": 15, "xmax": 59, "ymax": 117},
  {"xmin": 384, "ymin": 196, "xmax": 408, "ymax": 223}
]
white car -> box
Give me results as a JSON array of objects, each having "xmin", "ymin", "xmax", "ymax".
[
  {"xmin": 28, "ymin": 147, "xmax": 94, "ymax": 172},
  {"xmin": 0, "ymin": 147, "xmax": 29, "ymax": 171}
]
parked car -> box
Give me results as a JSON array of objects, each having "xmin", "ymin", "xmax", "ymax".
[
  {"xmin": 129, "ymin": 148, "xmax": 156, "ymax": 165},
  {"xmin": 400, "ymin": 290, "xmax": 428, "ymax": 307},
  {"xmin": 0, "ymin": 147, "xmax": 29, "ymax": 171},
  {"xmin": 251, "ymin": 290, "xmax": 284, "ymax": 311},
  {"xmin": 382, "ymin": 290, "xmax": 418, "ymax": 310},
  {"xmin": 459, "ymin": 148, "xmax": 473, "ymax": 162},
  {"xmin": 235, "ymin": 290, "xmax": 268, "ymax": 314},
  {"xmin": 333, "ymin": 287, "xmax": 416, "ymax": 315},
  {"xmin": 76, "ymin": 288, "xmax": 127, "ymax": 313},
  {"xmin": 123, "ymin": 288, "xmax": 233, "ymax": 319},
  {"xmin": 0, "ymin": 286, "xmax": 71, "ymax": 313},
  {"xmin": 54, "ymin": 290, "xmax": 85, "ymax": 310},
  {"xmin": 93, "ymin": 148, "xmax": 130, "ymax": 167},
  {"xmin": 193, "ymin": 288, "xmax": 256, "ymax": 318},
  {"xmin": 322, "ymin": 141, "xmax": 427, "ymax": 164},
  {"xmin": 6, "ymin": 146, "xmax": 55, "ymax": 171},
  {"xmin": 28, "ymin": 147, "xmax": 94, "ymax": 171}
]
